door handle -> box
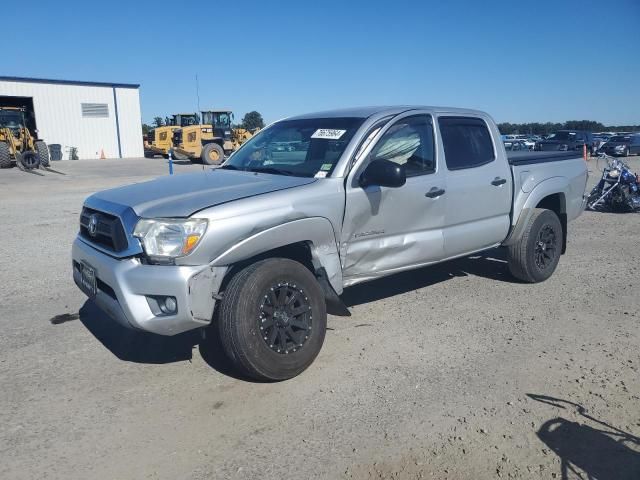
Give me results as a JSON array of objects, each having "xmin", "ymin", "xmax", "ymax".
[
  {"xmin": 491, "ymin": 177, "xmax": 507, "ymax": 186},
  {"xmin": 425, "ymin": 187, "xmax": 445, "ymax": 198}
]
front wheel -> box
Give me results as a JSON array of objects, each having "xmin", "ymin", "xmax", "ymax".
[
  {"xmin": 0, "ymin": 142, "xmax": 11, "ymax": 168},
  {"xmin": 217, "ymin": 258, "xmax": 327, "ymax": 381},
  {"xmin": 201, "ymin": 143, "xmax": 225, "ymax": 165},
  {"xmin": 507, "ymin": 208, "xmax": 563, "ymax": 283},
  {"xmin": 587, "ymin": 186, "xmax": 604, "ymax": 210}
]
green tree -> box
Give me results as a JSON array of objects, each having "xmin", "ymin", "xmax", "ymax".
[
  {"xmin": 141, "ymin": 123, "xmax": 152, "ymax": 135},
  {"xmin": 563, "ymin": 120, "xmax": 605, "ymax": 131},
  {"xmin": 152, "ymin": 116, "xmax": 164, "ymax": 128},
  {"xmin": 241, "ymin": 111, "xmax": 265, "ymax": 130}
]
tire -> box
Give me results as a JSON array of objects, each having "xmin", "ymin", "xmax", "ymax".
[
  {"xmin": 623, "ymin": 147, "xmax": 629, "ymax": 157},
  {"xmin": 35, "ymin": 141, "xmax": 50, "ymax": 168},
  {"xmin": 218, "ymin": 258, "xmax": 327, "ymax": 381},
  {"xmin": 0, "ymin": 142, "xmax": 11, "ymax": 168},
  {"xmin": 19, "ymin": 151, "xmax": 40, "ymax": 170},
  {"xmin": 201, "ymin": 143, "xmax": 224, "ymax": 165},
  {"xmin": 507, "ymin": 208, "xmax": 563, "ymax": 283}
]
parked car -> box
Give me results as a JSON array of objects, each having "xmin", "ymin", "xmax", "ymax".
[
  {"xmin": 503, "ymin": 139, "xmax": 529, "ymax": 151},
  {"xmin": 535, "ymin": 130, "xmax": 596, "ymax": 153},
  {"xmin": 599, "ymin": 134, "xmax": 640, "ymax": 156},
  {"xmin": 72, "ymin": 106, "xmax": 588, "ymax": 381},
  {"xmin": 592, "ymin": 136, "xmax": 609, "ymax": 152}
]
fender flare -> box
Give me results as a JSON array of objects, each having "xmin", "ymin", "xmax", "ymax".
[
  {"xmin": 210, "ymin": 217, "xmax": 344, "ymax": 294},
  {"xmin": 504, "ymin": 177, "xmax": 568, "ymax": 247},
  {"xmin": 201, "ymin": 137, "xmax": 224, "ymax": 147}
]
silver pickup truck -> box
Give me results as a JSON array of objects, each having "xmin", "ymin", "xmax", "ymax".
[{"xmin": 72, "ymin": 106, "xmax": 588, "ymax": 380}]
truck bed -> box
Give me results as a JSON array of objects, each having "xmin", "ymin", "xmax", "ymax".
[{"xmin": 507, "ymin": 150, "xmax": 583, "ymax": 166}]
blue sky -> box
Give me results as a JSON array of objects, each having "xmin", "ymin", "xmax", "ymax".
[{"xmin": 5, "ymin": 0, "xmax": 640, "ymax": 125}]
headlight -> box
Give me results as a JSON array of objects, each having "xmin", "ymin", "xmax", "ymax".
[
  {"xmin": 133, "ymin": 218, "xmax": 208, "ymax": 259},
  {"xmin": 614, "ymin": 145, "xmax": 625, "ymax": 150},
  {"xmin": 608, "ymin": 169, "xmax": 620, "ymax": 178}
]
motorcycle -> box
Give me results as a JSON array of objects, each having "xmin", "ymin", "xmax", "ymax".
[{"xmin": 587, "ymin": 154, "xmax": 640, "ymax": 212}]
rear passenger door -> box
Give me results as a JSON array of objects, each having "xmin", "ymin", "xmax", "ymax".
[{"xmin": 437, "ymin": 116, "xmax": 512, "ymax": 258}]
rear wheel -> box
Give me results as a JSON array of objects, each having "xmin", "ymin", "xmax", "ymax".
[
  {"xmin": 218, "ymin": 258, "xmax": 327, "ymax": 381},
  {"xmin": 201, "ymin": 143, "xmax": 224, "ymax": 165},
  {"xmin": 0, "ymin": 142, "xmax": 11, "ymax": 168},
  {"xmin": 507, "ymin": 208, "xmax": 563, "ymax": 283},
  {"xmin": 35, "ymin": 141, "xmax": 50, "ymax": 168}
]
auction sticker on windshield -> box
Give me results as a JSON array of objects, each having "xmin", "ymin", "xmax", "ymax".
[{"xmin": 311, "ymin": 129, "xmax": 346, "ymax": 140}]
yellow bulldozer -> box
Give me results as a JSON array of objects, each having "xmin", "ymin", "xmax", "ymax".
[
  {"xmin": 0, "ymin": 107, "xmax": 49, "ymax": 170},
  {"xmin": 171, "ymin": 110, "xmax": 255, "ymax": 165},
  {"xmin": 144, "ymin": 113, "xmax": 200, "ymax": 158}
]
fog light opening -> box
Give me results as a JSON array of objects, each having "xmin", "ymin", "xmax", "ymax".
[{"xmin": 160, "ymin": 296, "xmax": 177, "ymax": 315}]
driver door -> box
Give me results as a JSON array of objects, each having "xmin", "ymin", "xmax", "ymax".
[{"xmin": 341, "ymin": 113, "xmax": 447, "ymax": 283}]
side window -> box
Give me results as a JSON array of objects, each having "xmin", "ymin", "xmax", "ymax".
[
  {"xmin": 369, "ymin": 115, "xmax": 435, "ymax": 176},
  {"xmin": 438, "ymin": 117, "xmax": 495, "ymax": 170}
]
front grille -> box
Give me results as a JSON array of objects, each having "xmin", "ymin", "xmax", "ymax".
[{"xmin": 79, "ymin": 207, "xmax": 128, "ymax": 252}]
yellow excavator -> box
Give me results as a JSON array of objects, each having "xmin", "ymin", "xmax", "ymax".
[
  {"xmin": 0, "ymin": 107, "xmax": 49, "ymax": 170},
  {"xmin": 171, "ymin": 110, "xmax": 255, "ymax": 165},
  {"xmin": 144, "ymin": 113, "xmax": 200, "ymax": 158}
]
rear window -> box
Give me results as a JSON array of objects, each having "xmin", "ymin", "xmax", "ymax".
[{"xmin": 438, "ymin": 117, "xmax": 495, "ymax": 170}]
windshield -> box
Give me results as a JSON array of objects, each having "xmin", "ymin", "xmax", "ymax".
[
  {"xmin": 548, "ymin": 131, "xmax": 576, "ymax": 141},
  {"xmin": 609, "ymin": 135, "xmax": 630, "ymax": 142},
  {"xmin": 202, "ymin": 112, "xmax": 231, "ymax": 128},
  {"xmin": 175, "ymin": 114, "xmax": 199, "ymax": 127},
  {"xmin": 0, "ymin": 110, "xmax": 22, "ymax": 129},
  {"xmin": 222, "ymin": 117, "xmax": 364, "ymax": 177}
]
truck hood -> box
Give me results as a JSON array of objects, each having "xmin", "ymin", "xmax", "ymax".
[{"xmin": 85, "ymin": 169, "xmax": 317, "ymax": 218}]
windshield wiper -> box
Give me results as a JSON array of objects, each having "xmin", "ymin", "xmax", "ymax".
[
  {"xmin": 245, "ymin": 166, "xmax": 297, "ymax": 176},
  {"xmin": 219, "ymin": 164, "xmax": 238, "ymax": 170}
]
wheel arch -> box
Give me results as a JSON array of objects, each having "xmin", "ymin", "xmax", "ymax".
[
  {"xmin": 211, "ymin": 217, "xmax": 344, "ymax": 295},
  {"xmin": 506, "ymin": 180, "xmax": 569, "ymax": 253},
  {"xmin": 201, "ymin": 137, "xmax": 224, "ymax": 148}
]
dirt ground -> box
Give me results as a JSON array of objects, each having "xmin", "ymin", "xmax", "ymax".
[{"xmin": 0, "ymin": 156, "xmax": 638, "ymax": 480}]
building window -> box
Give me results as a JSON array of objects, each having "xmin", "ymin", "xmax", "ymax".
[{"xmin": 81, "ymin": 103, "xmax": 109, "ymax": 118}]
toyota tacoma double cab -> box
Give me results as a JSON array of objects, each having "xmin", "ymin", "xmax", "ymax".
[{"xmin": 72, "ymin": 106, "xmax": 588, "ymax": 381}]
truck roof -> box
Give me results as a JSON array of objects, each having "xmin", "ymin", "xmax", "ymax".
[{"xmin": 287, "ymin": 105, "xmax": 488, "ymax": 120}]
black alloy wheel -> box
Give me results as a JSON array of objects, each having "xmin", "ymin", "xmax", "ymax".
[
  {"xmin": 534, "ymin": 224, "xmax": 558, "ymax": 270},
  {"xmin": 259, "ymin": 282, "xmax": 312, "ymax": 354}
]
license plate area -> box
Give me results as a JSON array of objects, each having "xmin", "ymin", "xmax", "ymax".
[{"xmin": 79, "ymin": 261, "xmax": 97, "ymax": 297}]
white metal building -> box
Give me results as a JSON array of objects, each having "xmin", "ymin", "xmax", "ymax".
[{"xmin": 0, "ymin": 76, "xmax": 143, "ymax": 159}]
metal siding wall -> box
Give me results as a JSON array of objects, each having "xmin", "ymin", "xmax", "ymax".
[
  {"xmin": 114, "ymin": 88, "xmax": 144, "ymax": 158},
  {"xmin": 0, "ymin": 80, "xmax": 141, "ymax": 159}
]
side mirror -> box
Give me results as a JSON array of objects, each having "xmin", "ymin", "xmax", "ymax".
[{"xmin": 359, "ymin": 159, "xmax": 406, "ymax": 188}]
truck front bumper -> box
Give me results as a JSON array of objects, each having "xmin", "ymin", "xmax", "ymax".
[{"xmin": 72, "ymin": 237, "xmax": 226, "ymax": 336}]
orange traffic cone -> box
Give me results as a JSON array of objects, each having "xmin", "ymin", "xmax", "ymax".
[{"xmin": 100, "ymin": 149, "xmax": 106, "ymax": 159}]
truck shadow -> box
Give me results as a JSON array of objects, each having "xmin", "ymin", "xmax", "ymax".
[
  {"xmin": 341, "ymin": 248, "xmax": 516, "ymax": 307},
  {"xmin": 79, "ymin": 300, "xmax": 199, "ymax": 364},
  {"xmin": 528, "ymin": 394, "xmax": 640, "ymax": 480},
  {"xmin": 78, "ymin": 300, "xmax": 254, "ymax": 380}
]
